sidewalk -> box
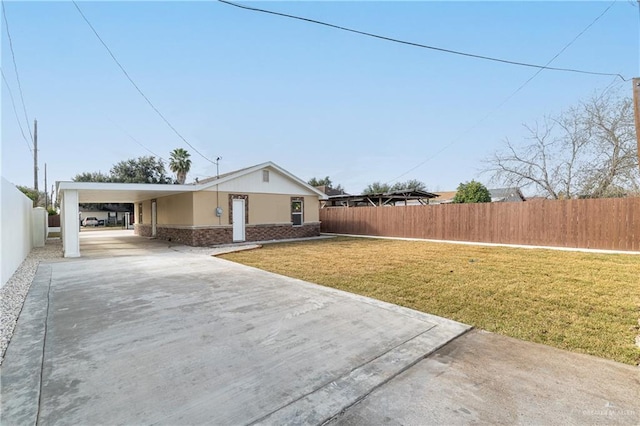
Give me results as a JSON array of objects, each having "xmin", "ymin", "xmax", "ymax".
[{"xmin": 335, "ymin": 329, "xmax": 640, "ymax": 425}]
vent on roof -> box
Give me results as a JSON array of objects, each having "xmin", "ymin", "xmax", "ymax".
[{"xmin": 262, "ymin": 170, "xmax": 269, "ymax": 183}]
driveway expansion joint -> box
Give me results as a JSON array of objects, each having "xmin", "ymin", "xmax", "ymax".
[
  {"xmin": 253, "ymin": 323, "xmax": 470, "ymax": 425},
  {"xmin": 35, "ymin": 265, "xmax": 53, "ymax": 426}
]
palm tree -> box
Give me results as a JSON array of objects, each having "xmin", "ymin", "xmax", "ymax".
[{"xmin": 169, "ymin": 148, "xmax": 192, "ymax": 184}]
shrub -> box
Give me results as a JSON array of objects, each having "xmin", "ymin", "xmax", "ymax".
[{"xmin": 453, "ymin": 180, "xmax": 491, "ymax": 203}]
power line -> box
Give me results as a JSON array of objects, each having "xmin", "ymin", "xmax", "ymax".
[
  {"xmin": 386, "ymin": 0, "xmax": 620, "ymax": 185},
  {"xmin": 218, "ymin": 0, "xmax": 629, "ymax": 82},
  {"xmin": 109, "ymin": 116, "xmax": 216, "ymax": 177},
  {"xmin": 1, "ymin": 67, "xmax": 33, "ymax": 155},
  {"xmin": 2, "ymin": 0, "xmax": 34, "ymax": 143},
  {"xmin": 106, "ymin": 117, "xmax": 165, "ymax": 160},
  {"xmin": 71, "ymin": 0, "xmax": 217, "ymax": 165},
  {"xmin": 491, "ymin": 0, "xmax": 617, "ymax": 112},
  {"xmin": 106, "ymin": 118, "xmax": 211, "ymax": 179}
]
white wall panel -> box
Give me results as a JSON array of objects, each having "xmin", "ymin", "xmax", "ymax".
[{"xmin": 1, "ymin": 177, "xmax": 34, "ymax": 287}]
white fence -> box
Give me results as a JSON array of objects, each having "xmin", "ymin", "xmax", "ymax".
[{"xmin": 1, "ymin": 177, "xmax": 46, "ymax": 287}]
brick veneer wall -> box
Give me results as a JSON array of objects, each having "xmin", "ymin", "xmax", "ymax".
[
  {"xmin": 135, "ymin": 224, "xmax": 152, "ymax": 237},
  {"xmin": 135, "ymin": 222, "xmax": 320, "ymax": 246},
  {"xmin": 245, "ymin": 223, "xmax": 319, "ymax": 242}
]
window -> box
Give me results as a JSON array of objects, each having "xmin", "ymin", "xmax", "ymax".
[
  {"xmin": 262, "ymin": 170, "xmax": 270, "ymax": 182},
  {"xmin": 291, "ymin": 198, "xmax": 303, "ymax": 226},
  {"xmin": 138, "ymin": 203, "xmax": 143, "ymax": 224}
]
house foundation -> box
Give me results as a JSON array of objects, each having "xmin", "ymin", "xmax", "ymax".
[{"xmin": 135, "ymin": 222, "xmax": 320, "ymax": 246}]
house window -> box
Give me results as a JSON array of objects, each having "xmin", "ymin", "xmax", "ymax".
[
  {"xmin": 291, "ymin": 198, "xmax": 303, "ymax": 226},
  {"xmin": 138, "ymin": 203, "xmax": 143, "ymax": 224},
  {"xmin": 262, "ymin": 170, "xmax": 270, "ymax": 182}
]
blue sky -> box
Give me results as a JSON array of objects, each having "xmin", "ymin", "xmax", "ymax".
[{"xmin": 1, "ymin": 1, "xmax": 638, "ymax": 196}]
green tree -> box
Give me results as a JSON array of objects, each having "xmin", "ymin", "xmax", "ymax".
[
  {"xmin": 308, "ymin": 176, "xmax": 344, "ymax": 193},
  {"xmin": 363, "ymin": 179, "xmax": 426, "ymax": 194},
  {"xmin": 169, "ymin": 148, "xmax": 192, "ymax": 184},
  {"xmin": 110, "ymin": 156, "xmax": 171, "ymax": 184},
  {"xmin": 391, "ymin": 179, "xmax": 427, "ymax": 191},
  {"xmin": 17, "ymin": 186, "xmax": 46, "ymax": 207},
  {"xmin": 72, "ymin": 171, "xmax": 111, "ymax": 182},
  {"xmin": 308, "ymin": 176, "xmax": 331, "ymax": 187},
  {"xmin": 453, "ymin": 180, "xmax": 491, "ymax": 203},
  {"xmin": 362, "ymin": 181, "xmax": 392, "ymax": 194}
]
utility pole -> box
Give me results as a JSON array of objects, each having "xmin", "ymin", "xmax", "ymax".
[
  {"xmin": 33, "ymin": 119, "xmax": 38, "ymax": 207},
  {"xmin": 634, "ymin": 78, "xmax": 640, "ymax": 173},
  {"xmin": 44, "ymin": 163, "xmax": 48, "ymax": 209}
]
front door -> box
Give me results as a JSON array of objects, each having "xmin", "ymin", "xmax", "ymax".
[
  {"xmin": 232, "ymin": 198, "xmax": 245, "ymax": 242},
  {"xmin": 151, "ymin": 200, "xmax": 157, "ymax": 237}
]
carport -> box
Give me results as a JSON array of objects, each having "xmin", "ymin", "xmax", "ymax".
[{"xmin": 56, "ymin": 182, "xmax": 195, "ymax": 257}]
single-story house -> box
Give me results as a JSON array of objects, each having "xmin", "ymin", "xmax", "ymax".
[
  {"xmin": 56, "ymin": 162, "xmax": 326, "ymax": 257},
  {"xmin": 134, "ymin": 162, "xmax": 326, "ymax": 245},
  {"xmin": 80, "ymin": 205, "xmax": 132, "ymax": 225}
]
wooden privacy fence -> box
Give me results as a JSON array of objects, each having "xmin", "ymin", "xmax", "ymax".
[
  {"xmin": 48, "ymin": 214, "xmax": 60, "ymax": 227},
  {"xmin": 320, "ymin": 198, "xmax": 640, "ymax": 252}
]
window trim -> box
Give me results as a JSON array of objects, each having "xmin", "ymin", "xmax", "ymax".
[{"xmin": 291, "ymin": 197, "xmax": 304, "ymax": 227}]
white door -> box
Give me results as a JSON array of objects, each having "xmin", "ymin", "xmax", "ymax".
[
  {"xmin": 151, "ymin": 200, "xmax": 157, "ymax": 237},
  {"xmin": 232, "ymin": 198, "xmax": 245, "ymax": 242}
]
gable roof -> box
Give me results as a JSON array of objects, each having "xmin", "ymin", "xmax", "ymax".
[
  {"xmin": 489, "ymin": 187, "xmax": 526, "ymax": 202},
  {"xmin": 195, "ymin": 165, "xmax": 255, "ymax": 185},
  {"xmin": 58, "ymin": 161, "xmax": 325, "ymax": 203},
  {"xmin": 432, "ymin": 191, "xmax": 457, "ymax": 203},
  {"xmin": 196, "ymin": 161, "xmax": 327, "ymax": 198}
]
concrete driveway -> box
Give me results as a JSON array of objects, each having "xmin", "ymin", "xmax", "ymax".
[
  {"xmin": 1, "ymin": 232, "xmax": 469, "ymax": 425},
  {"xmin": 2, "ymin": 232, "xmax": 639, "ymax": 425}
]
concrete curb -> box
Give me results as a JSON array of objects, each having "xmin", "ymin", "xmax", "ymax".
[
  {"xmin": 1, "ymin": 264, "xmax": 52, "ymax": 425},
  {"xmin": 210, "ymin": 244, "xmax": 263, "ymax": 256}
]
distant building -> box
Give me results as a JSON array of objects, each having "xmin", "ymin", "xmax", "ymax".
[
  {"xmin": 489, "ymin": 188, "xmax": 526, "ymax": 202},
  {"xmin": 430, "ymin": 191, "xmax": 457, "ymax": 204},
  {"xmin": 432, "ymin": 187, "xmax": 526, "ymax": 204},
  {"xmin": 322, "ymin": 189, "xmax": 438, "ymax": 207},
  {"xmin": 314, "ymin": 185, "xmax": 348, "ymax": 196}
]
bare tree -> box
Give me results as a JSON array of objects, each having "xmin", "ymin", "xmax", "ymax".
[
  {"xmin": 486, "ymin": 91, "xmax": 639, "ymax": 199},
  {"xmin": 578, "ymin": 94, "xmax": 639, "ymax": 197}
]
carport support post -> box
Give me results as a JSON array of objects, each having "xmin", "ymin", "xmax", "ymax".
[{"xmin": 61, "ymin": 189, "xmax": 80, "ymax": 257}]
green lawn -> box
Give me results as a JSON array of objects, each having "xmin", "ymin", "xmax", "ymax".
[{"xmin": 220, "ymin": 237, "xmax": 640, "ymax": 365}]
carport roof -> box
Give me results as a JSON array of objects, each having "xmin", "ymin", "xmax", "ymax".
[{"xmin": 57, "ymin": 182, "xmax": 195, "ymax": 203}]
